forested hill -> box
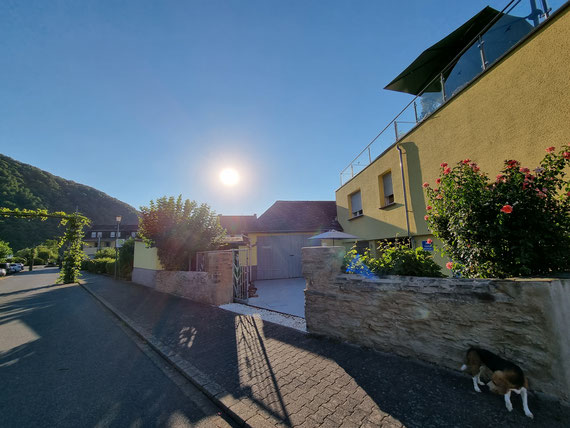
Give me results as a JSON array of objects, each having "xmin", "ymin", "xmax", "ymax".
[{"xmin": 0, "ymin": 154, "xmax": 139, "ymax": 250}]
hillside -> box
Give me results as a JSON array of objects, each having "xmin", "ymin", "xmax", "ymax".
[{"xmin": 0, "ymin": 154, "xmax": 139, "ymax": 250}]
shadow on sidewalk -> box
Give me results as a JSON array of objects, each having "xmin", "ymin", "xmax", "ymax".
[{"xmin": 83, "ymin": 275, "xmax": 570, "ymax": 428}]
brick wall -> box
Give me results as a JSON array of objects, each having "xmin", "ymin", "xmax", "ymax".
[{"xmin": 302, "ymin": 246, "xmax": 570, "ymax": 403}]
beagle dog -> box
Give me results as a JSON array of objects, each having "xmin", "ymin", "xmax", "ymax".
[{"xmin": 461, "ymin": 347, "xmax": 533, "ymax": 418}]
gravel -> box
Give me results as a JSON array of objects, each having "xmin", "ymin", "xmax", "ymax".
[{"xmin": 218, "ymin": 303, "xmax": 307, "ymax": 332}]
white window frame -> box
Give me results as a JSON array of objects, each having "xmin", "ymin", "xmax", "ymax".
[
  {"xmin": 91, "ymin": 232, "xmax": 96, "ymax": 238},
  {"xmin": 110, "ymin": 231, "xmax": 115, "ymax": 238}
]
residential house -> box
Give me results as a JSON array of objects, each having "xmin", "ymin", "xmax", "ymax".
[
  {"xmin": 240, "ymin": 201, "xmax": 341, "ymax": 280},
  {"xmin": 83, "ymin": 224, "xmax": 139, "ymax": 258},
  {"xmin": 336, "ymin": 2, "xmax": 570, "ymax": 266}
]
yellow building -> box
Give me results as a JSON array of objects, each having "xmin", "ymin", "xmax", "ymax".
[{"xmin": 336, "ymin": 3, "xmax": 570, "ymax": 264}]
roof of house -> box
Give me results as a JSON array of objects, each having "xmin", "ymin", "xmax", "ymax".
[
  {"xmin": 251, "ymin": 201, "xmax": 341, "ymax": 233},
  {"xmin": 85, "ymin": 224, "xmax": 139, "ymax": 232},
  {"xmin": 218, "ymin": 215, "xmax": 258, "ymax": 235}
]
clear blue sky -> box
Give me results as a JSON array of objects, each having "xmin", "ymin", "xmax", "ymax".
[{"xmin": 1, "ymin": 0, "xmax": 513, "ymax": 216}]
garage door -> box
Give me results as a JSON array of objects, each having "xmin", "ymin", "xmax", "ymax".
[{"xmin": 257, "ymin": 234, "xmax": 312, "ymax": 280}]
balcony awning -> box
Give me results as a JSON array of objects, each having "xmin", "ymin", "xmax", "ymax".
[{"xmin": 384, "ymin": 6, "xmax": 502, "ymax": 95}]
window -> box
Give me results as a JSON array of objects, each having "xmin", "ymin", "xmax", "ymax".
[
  {"xmin": 380, "ymin": 172, "xmax": 395, "ymax": 207},
  {"xmin": 110, "ymin": 231, "xmax": 115, "ymax": 238},
  {"xmin": 97, "ymin": 232, "xmax": 102, "ymax": 237},
  {"xmin": 91, "ymin": 232, "xmax": 96, "ymax": 238},
  {"xmin": 350, "ymin": 191, "xmax": 363, "ymax": 218},
  {"xmin": 117, "ymin": 232, "xmax": 121, "ymax": 237}
]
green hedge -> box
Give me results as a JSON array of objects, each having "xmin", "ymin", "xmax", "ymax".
[{"xmin": 81, "ymin": 257, "xmax": 115, "ymax": 274}]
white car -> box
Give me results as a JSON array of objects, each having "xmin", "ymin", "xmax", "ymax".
[{"xmin": 9, "ymin": 263, "xmax": 22, "ymax": 273}]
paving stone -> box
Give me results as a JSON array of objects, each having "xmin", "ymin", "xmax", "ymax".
[{"xmin": 83, "ymin": 278, "xmax": 570, "ymax": 428}]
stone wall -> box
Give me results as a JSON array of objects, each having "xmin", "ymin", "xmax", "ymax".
[
  {"xmin": 132, "ymin": 250, "xmax": 234, "ymax": 306},
  {"xmin": 302, "ymin": 246, "xmax": 570, "ymax": 403}
]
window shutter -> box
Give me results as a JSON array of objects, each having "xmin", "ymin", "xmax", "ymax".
[{"xmin": 351, "ymin": 192, "xmax": 363, "ymax": 216}]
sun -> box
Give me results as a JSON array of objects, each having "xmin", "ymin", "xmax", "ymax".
[{"xmin": 219, "ymin": 168, "xmax": 240, "ymax": 186}]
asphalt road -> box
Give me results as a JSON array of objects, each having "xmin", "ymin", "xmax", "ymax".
[{"xmin": 0, "ymin": 268, "xmax": 234, "ymax": 428}]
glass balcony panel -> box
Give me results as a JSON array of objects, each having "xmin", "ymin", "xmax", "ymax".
[
  {"xmin": 481, "ymin": 1, "xmax": 535, "ymax": 68},
  {"xmin": 416, "ymin": 91, "xmax": 444, "ymax": 121},
  {"xmin": 369, "ymin": 131, "xmax": 395, "ymax": 161},
  {"xmin": 444, "ymin": 42, "xmax": 483, "ymax": 98}
]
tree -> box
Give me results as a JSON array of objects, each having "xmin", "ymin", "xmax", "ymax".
[
  {"xmin": 118, "ymin": 237, "xmax": 135, "ymax": 279},
  {"xmin": 424, "ymin": 145, "xmax": 570, "ymax": 278},
  {"xmin": 0, "ymin": 240, "xmax": 12, "ymax": 261},
  {"xmin": 138, "ymin": 196, "xmax": 226, "ymax": 271},
  {"xmin": 0, "ymin": 208, "xmax": 90, "ymax": 283}
]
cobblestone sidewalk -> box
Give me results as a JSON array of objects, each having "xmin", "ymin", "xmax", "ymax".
[{"xmin": 81, "ymin": 275, "xmax": 570, "ymax": 428}]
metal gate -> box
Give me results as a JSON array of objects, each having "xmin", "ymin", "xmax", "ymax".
[{"xmin": 232, "ymin": 248, "xmax": 250, "ymax": 303}]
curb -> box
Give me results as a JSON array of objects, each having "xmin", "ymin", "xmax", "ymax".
[{"xmin": 78, "ymin": 281, "xmax": 261, "ymax": 427}]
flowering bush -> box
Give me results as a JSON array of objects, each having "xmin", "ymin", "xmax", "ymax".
[
  {"xmin": 343, "ymin": 240, "xmax": 443, "ymax": 278},
  {"xmin": 424, "ymin": 145, "xmax": 570, "ymax": 278}
]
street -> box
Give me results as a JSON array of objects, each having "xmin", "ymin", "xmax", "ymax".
[{"xmin": 0, "ymin": 268, "xmax": 234, "ymax": 428}]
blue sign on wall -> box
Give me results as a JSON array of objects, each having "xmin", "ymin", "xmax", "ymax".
[{"xmin": 422, "ymin": 241, "xmax": 434, "ymax": 251}]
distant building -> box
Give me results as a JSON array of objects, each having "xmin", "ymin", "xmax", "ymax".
[{"xmin": 83, "ymin": 224, "xmax": 139, "ymax": 258}]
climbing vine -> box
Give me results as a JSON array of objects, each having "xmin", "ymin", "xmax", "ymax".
[{"xmin": 0, "ymin": 208, "xmax": 90, "ymax": 283}]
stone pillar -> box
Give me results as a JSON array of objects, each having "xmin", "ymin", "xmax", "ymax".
[
  {"xmin": 302, "ymin": 246, "xmax": 346, "ymax": 292},
  {"xmin": 206, "ymin": 251, "xmax": 234, "ymax": 305}
]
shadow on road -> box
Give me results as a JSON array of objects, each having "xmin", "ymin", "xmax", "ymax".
[{"xmin": 0, "ymin": 273, "xmax": 229, "ymax": 427}]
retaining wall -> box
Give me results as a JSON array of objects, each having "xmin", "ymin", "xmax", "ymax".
[{"xmin": 302, "ymin": 246, "xmax": 570, "ymax": 403}]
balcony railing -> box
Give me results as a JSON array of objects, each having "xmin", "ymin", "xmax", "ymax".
[{"xmin": 340, "ymin": 0, "xmax": 567, "ymax": 186}]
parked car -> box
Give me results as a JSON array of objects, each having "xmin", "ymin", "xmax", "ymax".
[
  {"xmin": 9, "ymin": 263, "xmax": 22, "ymax": 273},
  {"xmin": 17, "ymin": 263, "xmax": 25, "ymax": 270},
  {"xmin": 0, "ymin": 263, "xmax": 12, "ymax": 275}
]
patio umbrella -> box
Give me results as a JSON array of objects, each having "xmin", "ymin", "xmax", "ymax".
[
  {"xmin": 309, "ymin": 230, "xmax": 359, "ymax": 246},
  {"xmin": 384, "ymin": 6, "xmax": 505, "ymax": 95}
]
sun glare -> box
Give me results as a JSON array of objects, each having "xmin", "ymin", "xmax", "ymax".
[{"xmin": 220, "ymin": 168, "xmax": 240, "ymax": 186}]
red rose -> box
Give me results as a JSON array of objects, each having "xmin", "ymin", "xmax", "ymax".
[
  {"xmin": 500, "ymin": 205, "xmax": 513, "ymax": 214},
  {"xmin": 462, "ymin": 159, "xmax": 471, "ymax": 164},
  {"xmin": 436, "ymin": 178, "xmax": 441, "ymax": 185},
  {"xmin": 446, "ymin": 262, "xmax": 453, "ymax": 270},
  {"xmin": 519, "ymin": 167, "xmax": 530, "ymax": 173},
  {"xmin": 426, "ymin": 205, "xmax": 432, "ymax": 210},
  {"xmin": 546, "ymin": 146, "xmax": 555, "ymax": 153},
  {"xmin": 564, "ymin": 152, "xmax": 570, "ymax": 159},
  {"xmin": 424, "ymin": 215, "xmax": 429, "ymax": 221},
  {"xmin": 427, "ymin": 238, "xmax": 433, "ymax": 244},
  {"xmin": 422, "ymin": 182, "xmax": 429, "ymax": 188},
  {"xmin": 440, "ymin": 162, "xmax": 448, "ymax": 168},
  {"xmin": 443, "ymin": 167, "xmax": 451, "ymax": 175}
]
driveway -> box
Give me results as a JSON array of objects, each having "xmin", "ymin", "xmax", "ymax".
[{"xmin": 249, "ymin": 278, "xmax": 305, "ymax": 317}]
